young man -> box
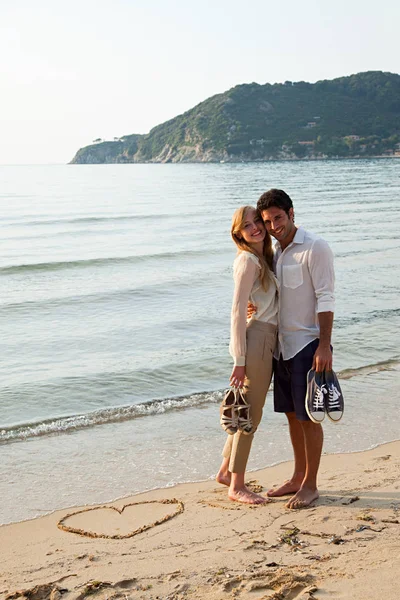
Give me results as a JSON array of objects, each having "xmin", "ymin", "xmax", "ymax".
[{"xmin": 256, "ymin": 189, "xmax": 335, "ymax": 509}]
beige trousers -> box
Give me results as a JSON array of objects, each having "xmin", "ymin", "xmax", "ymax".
[{"xmin": 222, "ymin": 321, "xmax": 277, "ymax": 473}]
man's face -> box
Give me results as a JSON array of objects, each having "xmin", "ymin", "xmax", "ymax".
[{"xmin": 260, "ymin": 207, "xmax": 295, "ymax": 243}]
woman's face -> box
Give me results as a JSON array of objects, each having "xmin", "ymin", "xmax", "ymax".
[{"xmin": 239, "ymin": 208, "xmax": 266, "ymax": 246}]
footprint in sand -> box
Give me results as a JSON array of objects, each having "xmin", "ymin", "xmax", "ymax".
[
  {"xmin": 375, "ymin": 454, "xmax": 391, "ymax": 461},
  {"xmin": 219, "ymin": 567, "xmax": 316, "ymax": 598}
]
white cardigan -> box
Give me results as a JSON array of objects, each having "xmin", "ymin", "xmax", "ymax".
[{"xmin": 229, "ymin": 251, "xmax": 278, "ymax": 366}]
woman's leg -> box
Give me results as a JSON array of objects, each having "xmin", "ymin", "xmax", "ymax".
[
  {"xmin": 216, "ymin": 438, "xmax": 233, "ymax": 486},
  {"xmin": 227, "ymin": 327, "xmax": 276, "ymax": 503}
]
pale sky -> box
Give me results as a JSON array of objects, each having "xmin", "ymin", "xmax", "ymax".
[{"xmin": 1, "ymin": 0, "xmax": 398, "ymax": 164}]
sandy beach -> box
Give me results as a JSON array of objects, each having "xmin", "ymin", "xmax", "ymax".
[{"xmin": 1, "ymin": 441, "xmax": 399, "ymax": 600}]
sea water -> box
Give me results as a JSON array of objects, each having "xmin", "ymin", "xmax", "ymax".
[{"xmin": 1, "ymin": 160, "xmax": 399, "ymax": 524}]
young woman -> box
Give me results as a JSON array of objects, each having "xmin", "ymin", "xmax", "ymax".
[{"xmin": 217, "ymin": 206, "xmax": 278, "ymax": 504}]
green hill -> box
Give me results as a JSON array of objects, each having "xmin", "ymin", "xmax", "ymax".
[{"xmin": 70, "ymin": 71, "xmax": 400, "ymax": 163}]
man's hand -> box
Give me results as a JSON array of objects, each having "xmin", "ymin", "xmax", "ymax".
[
  {"xmin": 312, "ymin": 345, "xmax": 332, "ymax": 372},
  {"xmin": 230, "ymin": 365, "xmax": 246, "ymax": 388},
  {"xmin": 314, "ymin": 312, "xmax": 333, "ymax": 372},
  {"xmin": 247, "ymin": 302, "xmax": 257, "ymax": 320}
]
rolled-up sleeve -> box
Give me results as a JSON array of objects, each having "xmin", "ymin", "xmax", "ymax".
[
  {"xmin": 229, "ymin": 253, "xmax": 258, "ymax": 366},
  {"xmin": 309, "ymin": 238, "xmax": 335, "ymax": 313}
]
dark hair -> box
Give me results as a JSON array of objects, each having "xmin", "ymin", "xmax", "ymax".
[{"xmin": 257, "ymin": 189, "xmax": 293, "ymax": 216}]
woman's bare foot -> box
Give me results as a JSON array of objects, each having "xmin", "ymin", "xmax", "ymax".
[
  {"xmin": 228, "ymin": 486, "xmax": 270, "ymax": 504},
  {"xmin": 216, "ymin": 472, "xmax": 231, "ymax": 487},
  {"xmin": 216, "ymin": 457, "xmax": 231, "ymax": 487},
  {"xmin": 285, "ymin": 486, "xmax": 319, "ymax": 509},
  {"xmin": 267, "ymin": 478, "xmax": 302, "ymax": 497}
]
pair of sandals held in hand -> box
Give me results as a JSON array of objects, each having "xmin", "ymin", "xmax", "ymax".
[{"xmin": 220, "ymin": 387, "xmax": 253, "ymax": 435}]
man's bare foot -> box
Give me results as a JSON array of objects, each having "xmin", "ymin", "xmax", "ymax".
[
  {"xmin": 267, "ymin": 479, "xmax": 302, "ymax": 497},
  {"xmin": 228, "ymin": 486, "xmax": 270, "ymax": 505},
  {"xmin": 216, "ymin": 472, "xmax": 231, "ymax": 487},
  {"xmin": 285, "ymin": 486, "xmax": 319, "ymax": 509}
]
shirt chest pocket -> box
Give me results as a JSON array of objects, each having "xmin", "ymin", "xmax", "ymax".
[{"xmin": 282, "ymin": 264, "xmax": 303, "ymax": 289}]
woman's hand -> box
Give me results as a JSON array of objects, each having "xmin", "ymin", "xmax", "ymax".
[
  {"xmin": 247, "ymin": 302, "xmax": 257, "ymax": 320},
  {"xmin": 230, "ymin": 365, "xmax": 246, "ymax": 388}
]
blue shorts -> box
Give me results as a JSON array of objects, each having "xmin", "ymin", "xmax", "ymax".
[{"xmin": 273, "ymin": 339, "xmax": 320, "ymax": 421}]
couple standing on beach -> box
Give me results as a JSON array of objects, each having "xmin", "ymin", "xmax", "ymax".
[{"xmin": 217, "ymin": 189, "xmax": 335, "ymax": 509}]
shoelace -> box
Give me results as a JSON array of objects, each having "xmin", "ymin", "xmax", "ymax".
[
  {"xmin": 313, "ymin": 384, "xmax": 327, "ymax": 410},
  {"xmin": 327, "ymin": 385, "xmax": 341, "ymax": 408}
]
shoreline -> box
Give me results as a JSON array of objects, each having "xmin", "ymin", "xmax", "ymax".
[
  {"xmin": 2, "ymin": 433, "xmax": 400, "ymax": 529},
  {"xmin": 69, "ymin": 154, "xmax": 400, "ymax": 165},
  {"xmin": 3, "ymin": 356, "xmax": 399, "ymax": 455},
  {"xmin": 2, "ymin": 440, "xmax": 400, "ymax": 599}
]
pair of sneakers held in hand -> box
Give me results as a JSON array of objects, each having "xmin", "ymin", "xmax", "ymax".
[{"xmin": 306, "ymin": 369, "xmax": 344, "ymax": 424}]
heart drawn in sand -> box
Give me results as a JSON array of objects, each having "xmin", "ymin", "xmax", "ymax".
[{"xmin": 57, "ymin": 498, "xmax": 184, "ymax": 539}]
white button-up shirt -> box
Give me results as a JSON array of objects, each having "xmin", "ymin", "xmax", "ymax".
[{"xmin": 274, "ymin": 226, "xmax": 335, "ymax": 360}]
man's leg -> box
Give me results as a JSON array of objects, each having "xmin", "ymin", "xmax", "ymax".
[
  {"xmin": 269, "ymin": 340, "xmax": 323, "ymax": 505},
  {"xmin": 268, "ymin": 354, "xmax": 305, "ymax": 497},
  {"xmin": 286, "ymin": 421, "xmax": 323, "ymax": 509},
  {"xmin": 267, "ymin": 411, "xmax": 305, "ymax": 497}
]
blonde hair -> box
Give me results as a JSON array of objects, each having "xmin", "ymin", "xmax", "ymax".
[{"xmin": 231, "ymin": 205, "xmax": 274, "ymax": 291}]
